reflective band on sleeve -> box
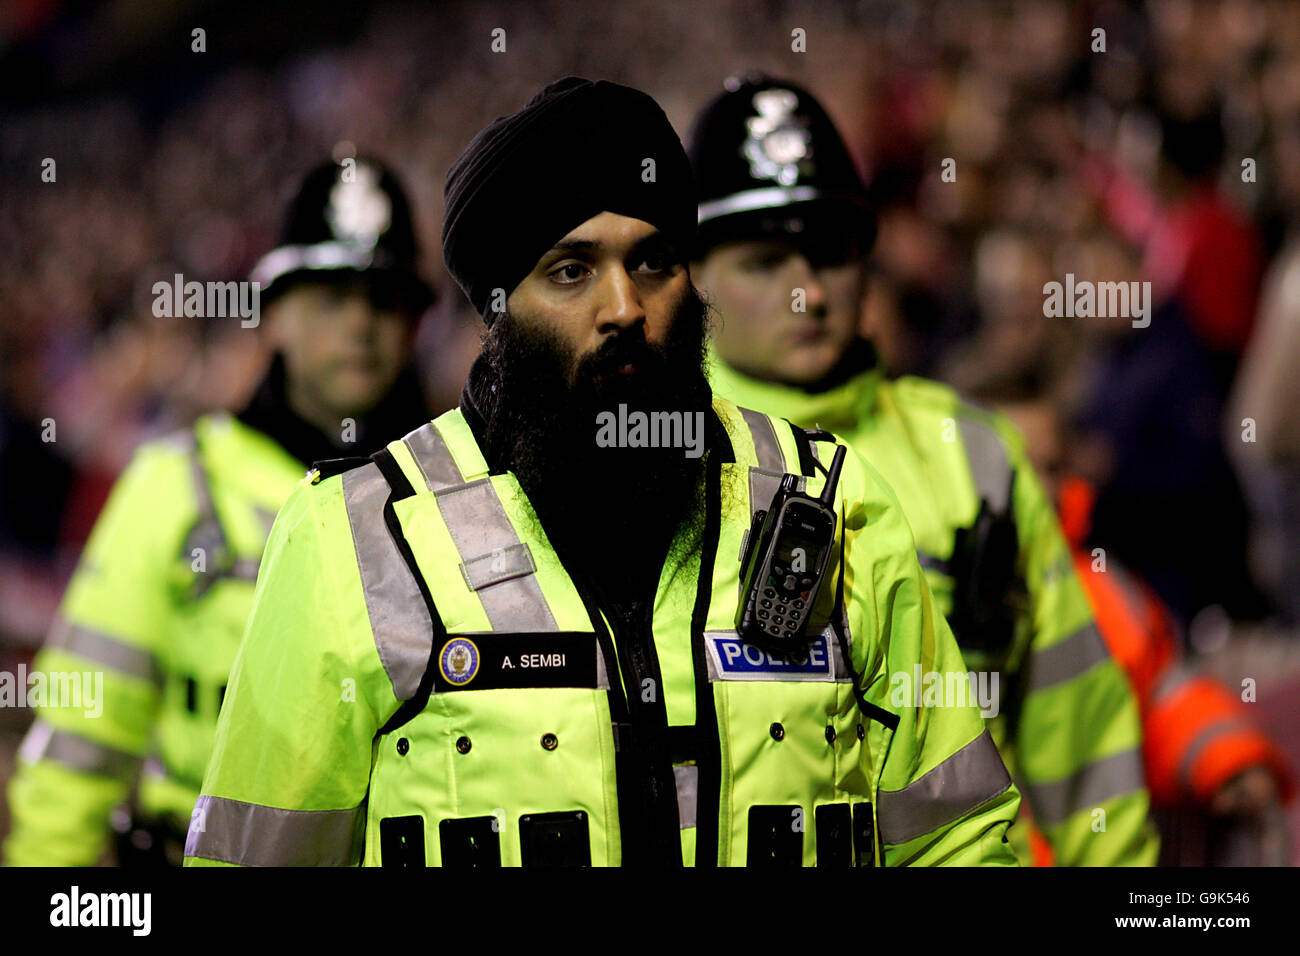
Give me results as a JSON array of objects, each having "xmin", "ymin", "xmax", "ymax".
[
  {"xmin": 1025, "ymin": 621, "xmax": 1110, "ymax": 693},
  {"xmin": 1023, "ymin": 747, "xmax": 1145, "ymax": 828},
  {"xmin": 402, "ymin": 422, "xmax": 464, "ymax": 490},
  {"xmin": 1177, "ymin": 718, "xmax": 1255, "ymax": 793},
  {"xmin": 19, "ymin": 719, "xmax": 139, "ymax": 780},
  {"xmin": 674, "ymin": 764, "xmax": 698, "ymax": 829},
  {"xmin": 435, "ymin": 479, "xmax": 559, "ymax": 632},
  {"xmin": 1151, "ymin": 664, "xmax": 1196, "ymax": 704},
  {"xmin": 230, "ymin": 559, "xmax": 260, "ymax": 582},
  {"xmin": 342, "ymin": 462, "xmax": 434, "ymax": 701},
  {"xmin": 876, "ymin": 728, "xmax": 1012, "ymax": 846},
  {"xmin": 185, "ymin": 794, "xmax": 365, "ymax": 866},
  {"xmin": 739, "ymin": 407, "xmax": 785, "ymax": 472},
  {"xmin": 956, "ymin": 418, "xmax": 1012, "ymax": 512},
  {"xmin": 46, "ymin": 617, "xmax": 161, "ymax": 686}
]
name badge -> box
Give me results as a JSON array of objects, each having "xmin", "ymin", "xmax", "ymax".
[{"xmin": 434, "ymin": 633, "xmax": 600, "ymax": 692}]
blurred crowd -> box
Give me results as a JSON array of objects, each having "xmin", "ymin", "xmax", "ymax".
[{"xmin": 3, "ymin": 0, "xmax": 1300, "ymax": 838}]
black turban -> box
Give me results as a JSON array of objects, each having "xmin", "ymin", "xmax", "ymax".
[{"xmin": 442, "ymin": 76, "xmax": 696, "ymax": 320}]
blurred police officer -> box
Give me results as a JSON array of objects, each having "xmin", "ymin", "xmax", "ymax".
[
  {"xmin": 185, "ymin": 77, "xmax": 1019, "ymax": 867},
  {"xmin": 692, "ymin": 75, "xmax": 1159, "ymax": 865},
  {"xmin": 4, "ymin": 156, "xmax": 433, "ymax": 866}
]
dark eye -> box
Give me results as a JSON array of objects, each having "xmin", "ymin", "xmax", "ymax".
[
  {"xmin": 636, "ymin": 253, "xmax": 667, "ymax": 273},
  {"xmin": 549, "ymin": 262, "xmax": 589, "ymax": 284},
  {"xmin": 744, "ymin": 249, "xmax": 790, "ymax": 272}
]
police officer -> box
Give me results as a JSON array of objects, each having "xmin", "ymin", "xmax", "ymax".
[
  {"xmin": 691, "ymin": 75, "xmax": 1159, "ymax": 865},
  {"xmin": 185, "ymin": 77, "xmax": 1018, "ymax": 868},
  {"xmin": 4, "ymin": 157, "xmax": 433, "ymax": 866}
]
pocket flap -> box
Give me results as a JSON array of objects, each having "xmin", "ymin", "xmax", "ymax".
[{"xmin": 459, "ymin": 542, "xmax": 537, "ymax": 591}]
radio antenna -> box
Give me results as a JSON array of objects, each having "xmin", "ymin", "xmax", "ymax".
[{"xmin": 819, "ymin": 445, "xmax": 847, "ymax": 507}]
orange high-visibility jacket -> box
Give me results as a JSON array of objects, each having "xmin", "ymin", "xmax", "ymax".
[{"xmin": 1026, "ymin": 477, "xmax": 1294, "ymax": 864}]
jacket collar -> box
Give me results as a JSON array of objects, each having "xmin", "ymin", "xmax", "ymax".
[
  {"xmin": 236, "ymin": 352, "xmax": 430, "ymax": 468},
  {"xmin": 706, "ymin": 338, "xmax": 885, "ymax": 433}
]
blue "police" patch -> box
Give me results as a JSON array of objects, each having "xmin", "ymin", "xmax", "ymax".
[{"xmin": 705, "ymin": 632, "xmax": 837, "ymax": 681}]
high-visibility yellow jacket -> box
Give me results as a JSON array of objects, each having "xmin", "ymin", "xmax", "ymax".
[
  {"xmin": 710, "ymin": 353, "xmax": 1159, "ymax": 866},
  {"xmin": 4, "ymin": 413, "xmax": 306, "ymax": 865},
  {"xmin": 185, "ymin": 397, "xmax": 1019, "ymax": 866}
]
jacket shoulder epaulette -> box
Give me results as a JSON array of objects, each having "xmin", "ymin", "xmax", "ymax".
[{"xmin": 309, "ymin": 456, "xmax": 372, "ymax": 484}]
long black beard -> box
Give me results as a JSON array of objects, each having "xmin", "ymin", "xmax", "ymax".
[{"xmin": 477, "ymin": 286, "xmax": 715, "ymax": 605}]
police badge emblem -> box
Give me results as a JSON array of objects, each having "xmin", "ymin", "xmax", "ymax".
[
  {"xmin": 326, "ymin": 160, "xmax": 393, "ymax": 250},
  {"xmin": 742, "ymin": 88, "xmax": 814, "ymax": 187},
  {"xmin": 439, "ymin": 637, "xmax": 481, "ymax": 687}
]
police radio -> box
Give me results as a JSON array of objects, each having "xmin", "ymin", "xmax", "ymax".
[{"xmin": 736, "ymin": 444, "xmax": 847, "ymax": 654}]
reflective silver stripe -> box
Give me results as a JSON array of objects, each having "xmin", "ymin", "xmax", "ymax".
[
  {"xmin": 1178, "ymin": 718, "xmax": 1254, "ymax": 792},
  {"xmin": 460, "ymin": 542, "xmax": 537, "ymax": 591},
  {"xmin": 401, "ymin": 422, "xmax": 558, "ymax": 632},
  {"xmin": 876, "ymin": 729, "xmax": 1012, "ymax": 846},
  {"xmin": 740, "ymin": 406, "xmax": 785, "ymax": 472},
  {"xmin": 957, "ymin": 418, "xmax": 1012, "ymax": 512},
  {"xmin": 230, "ymin": 559, "xmax": 260, "ymax": 582},
  {"xmin": 402, "ymin": 422, "xmax": 464, "ymax": 490},
  {"xmin": 188, "ymin": 441, "xmax": 216, "ymax": 520},
  {"xmin": 19, "ymin": 719, "xmax": 139, "ymax": 780},
  {"xmin": 698, "ymin": 185, "xmax": 823, "ymax": 224},
  {"xmin": 748, "ymin": 468, "xmax": 783, "ymax": 523},
  {"xmin": 1025, "ymin": 621, "xmax": 1110, "ymax": 693},
  {"xmin": 186, "ymin": 794, "xmax": 365, "ymax": 866},
  {"xmin": 186, "ymin": 426, "xmax": 262, "ymax": 587},
  {"xmin": 1151, "ymin": 663, "xmax": 1196, "ymax": 704},
  {"xmin": 342, "ymin": 462, "xmax": 433, "ymax": 701},
  {"xmin": 436, "ymin": 479, "xmax": 558, "ymax": 632},
  {"xmin": 46, "ymin": 617, "xmax": 161, "ymax": 685},
  {"xmin": 1024, "ymin": 747, "xmax": 1145, "ymax": 828},
  {"xmin": 674, "ymin": 764, "xmax": 698, "ymax": 829}
]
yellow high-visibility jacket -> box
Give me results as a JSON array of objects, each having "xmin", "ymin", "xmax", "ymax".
[
  {"xmin": 4, "ymin": 413, "xmax": 305, "ymax": 865},
  {"xmin": 186, "ymin": 397, "xmax": 1019, "ymax": 866},
  {"xmin": 711, "ymin": 353, "xmax": 1158, "ymax": 866}
]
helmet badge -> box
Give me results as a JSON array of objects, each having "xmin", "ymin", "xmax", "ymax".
[
  {"xmin": 326, "ymin": 162, "xmax": 393, "ymax": 250},
  {"xmin": 742, "ymin": 89, "xmax": 813, "ymax": 187}
]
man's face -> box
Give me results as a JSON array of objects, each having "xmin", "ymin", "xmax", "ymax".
[
  {"xmin": 483, "ymin": 212, "xmax": 714, "ymax": 589},
  {"xmin": 266, "ymin": 277, "xmax": 412, "ymax": 418},
  {"xmin": 506, "ymin": 211, "xmax": 692, "ymax": 380},
  {"xmin": 694, "ymin": 233, "xmax": 865, "ymax": 385}
]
